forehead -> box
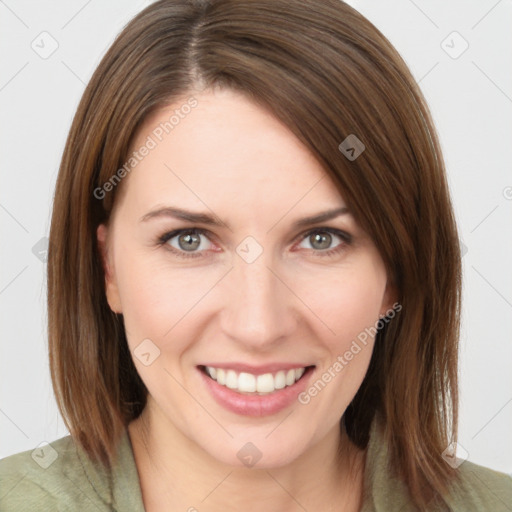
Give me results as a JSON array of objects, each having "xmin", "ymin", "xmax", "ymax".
[{"xmin": 117, "ymin": 88, "xmax": 346, "ymax": 222}]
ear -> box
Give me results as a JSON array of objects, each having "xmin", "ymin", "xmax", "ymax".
[
  {"xmin": 379, "ymin": 278, "xmax": 399, "ymax": 319},
  {"xmin": 96, "ymin": 223, "xmax": 123, "ymax": 314}
]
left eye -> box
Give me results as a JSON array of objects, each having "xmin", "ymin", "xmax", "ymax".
[{"xmin": 297, "ymin": 229, "xmax": 347, "ymax": 252}]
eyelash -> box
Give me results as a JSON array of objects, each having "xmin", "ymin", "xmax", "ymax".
[{"xmin": 157, "ymin": 227, "xmax": 352, "ymax": 260}]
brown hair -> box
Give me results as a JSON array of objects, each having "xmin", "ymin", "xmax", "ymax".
[{"xmin": 48, "ymin": 0, "xmax": 462, "ymax": 508}]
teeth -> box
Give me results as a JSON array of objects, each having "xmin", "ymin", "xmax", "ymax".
[
  {"xmin": 225, "ymin": 370, "xmax": 238, "ymax": 389},
  {"xmin": 216, "ymin": 368, "xmax": 226, "ymax": 385},
  {"xmin": 274, "ymin": 371, "xmax": 286, "ymax": 390},
  {"xmin": 204, "ymin": 365, "xmax": 308, "ymax": 394},
  {"xmin": 295, "ymin": 368, "xmax": 305, "ymax": 380},
  {"xmin": 256, "ymin": 373, "xmax": 274, "ymax": 393},
  {"xmin": 239, "ymin": 372, "xmax": 256, "ymax": 392}
]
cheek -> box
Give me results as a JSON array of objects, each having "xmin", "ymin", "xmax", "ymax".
[
  {"xmin": 295, "ymin": 263, "xmax": 385, "ymax": 417},
  {"xmin": 115, "ymin": 252, "xmax": 216, "ymax": 350},
  {"xmin": 296, "ymin": 259, "xmax": 387, "ymax": 348}
]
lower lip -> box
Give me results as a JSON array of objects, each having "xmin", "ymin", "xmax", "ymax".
[{"xmin": 197, "ymin": 366, "xmax": 315, "ymax": 417}]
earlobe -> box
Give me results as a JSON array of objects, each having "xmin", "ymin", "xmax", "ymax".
[{"xmin": 96, "ymin": 223, "xmax": 123, "ymax": 314}]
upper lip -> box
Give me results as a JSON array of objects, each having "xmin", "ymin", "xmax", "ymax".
[{"xmin": 199, "ymin": 363, "xmax": 315, "ymax": 376}]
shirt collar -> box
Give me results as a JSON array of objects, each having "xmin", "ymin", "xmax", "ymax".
[
  {"xmin": 75, "ymin": 428, "xmax": 145, "ymax": 511},
  {"xmin": 360, "ymin": 413, "xmax": 412, "ymax": 511}
]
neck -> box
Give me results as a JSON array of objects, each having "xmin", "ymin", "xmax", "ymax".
[{"xmin": 128, "ymin": 402, "xmax": 366, "ymax": 512}]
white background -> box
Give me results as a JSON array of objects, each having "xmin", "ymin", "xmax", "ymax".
[{"xmin": 1, "ymin": 0, "xmax": 511, "ymax": 475}]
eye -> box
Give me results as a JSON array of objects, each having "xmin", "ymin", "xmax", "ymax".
[
  {"xmin": 158, "ymin": 228, "xmax": 215, "ymax": 259},
  {"xmin": 296, "ymin": 228, "xmax": 351, "ymax": 257},
  {"xmin": 157, "ymin": 227, "xmax": 352, "ymax": 260}
]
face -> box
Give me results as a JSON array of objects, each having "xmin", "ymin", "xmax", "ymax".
[{"xmin": 97, "ymin": 88, "xmax": 394, "ymax": 468}]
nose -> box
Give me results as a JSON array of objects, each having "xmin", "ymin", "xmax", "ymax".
[{"xmin": 219, "ymin": 251, "xmax": 297, "ymax": 351}]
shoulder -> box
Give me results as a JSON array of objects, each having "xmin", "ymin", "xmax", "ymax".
[
  {"xmin": 0, "ymin": 435, "xmax": 113, "ymax": 511},
  {"xmin": 444, "ymin": 458, "xmax": 512, "ymax": 510},
  {"xmin": 363, "ymin": 415, "xmax": 512, "ymax": 511}
]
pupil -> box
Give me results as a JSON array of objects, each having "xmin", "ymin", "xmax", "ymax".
[
  {"xmin": 311, "ymin": 232, "xmax": 331, "ymax": 250},
  {"xmin": 179, "ymin": 233, "xmax": 200, "ymax": 251}
]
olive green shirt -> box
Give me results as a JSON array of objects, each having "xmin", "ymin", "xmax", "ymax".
[{"xmin": 1, "ymin": 416, "xmax": 511, "ymax": 511}]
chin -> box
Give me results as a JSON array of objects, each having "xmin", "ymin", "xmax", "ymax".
[{"xmin": 196, "ymin": 431, "xmax": 312, "ymax": 470}]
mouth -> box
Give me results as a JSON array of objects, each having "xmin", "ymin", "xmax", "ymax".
[
  {"xmin": 196, "ymin": 363, "xmax": 316, "ymax": 416},
  {"xmin": 198, "ymin": 364, "xmax": 315, "ymax": 395}
]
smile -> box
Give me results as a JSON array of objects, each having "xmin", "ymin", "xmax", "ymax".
[
  {"xmin": 201, "ymin": 365, "xmax": 311, "ymax": 395},
  {"xmin": 197, "ymin": 364, "xmax": 316, "ymax": 417}
]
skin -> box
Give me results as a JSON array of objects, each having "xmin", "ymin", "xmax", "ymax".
[{"xmin": 97, "ymin": 87, "xmax": 395, "ymax": 511}]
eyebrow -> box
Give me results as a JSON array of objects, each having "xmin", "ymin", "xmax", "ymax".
[{"xmin": 139, "ymin": 205, "xmax": 350, "ymax": 230}]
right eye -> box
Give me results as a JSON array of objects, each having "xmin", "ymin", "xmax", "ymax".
[{"xmin": 158, "ymin": 228, "xmax": 217, "ymax": 259}]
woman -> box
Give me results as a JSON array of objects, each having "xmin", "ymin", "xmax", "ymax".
[{"xmin": 1, "ymin": 0, "xmax": 510, "ymax": 510}]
